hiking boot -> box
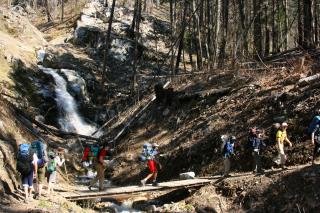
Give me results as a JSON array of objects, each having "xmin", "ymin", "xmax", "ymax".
[
  {"xmin": 33, "ymin": 193, "xmax": 39, "ymax": 200},
  {"xmin": 140, "ymin": 180, "xmax": 146, "ymax": 187},
  {"xmin": 88, "ymin": 186, "xmax": 93, "ymax": 191},
  {"xmin": 281, "ymin": 166, "xmax": 288, "ymax": 170},
  {"xmin": 152, "ymin": 182, "xmax": 159, "ymax": 186},
  {"xmin": 223, "ymin": 174, "xmax": 231, "ymax": 178}
]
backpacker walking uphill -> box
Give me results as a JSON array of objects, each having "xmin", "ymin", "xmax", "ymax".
[
  {"xmin": 88, "ymin": 144, "xmax": 111, "ymax": 191},
  {"xmin": 248, "ymin": 128, "xmax": 266, "ymax": 174},
  {"xmin": 310, "ymin": 114, "xmax": 320, "ymax": 164},
  {"xmin": 31, "ymin": 140, "xmax": 48, "ymax": 199},
  {"xmin": 140, "ymin": 143, "xmax": 162, "ymax": 186},
  {"xmin": 274, "ymin": 123, "xmax": 293, "ymax": 170},
  {"xmin": 16, "ymin": 143, "xmax": 38, "ymax": 203},
  {"xmin": 46, "ymin": 150, "xmax": 65, "ymax": 194},
  {"xmin": 221, "ymin": 136, "xmax": 236, "ymax": 177}
]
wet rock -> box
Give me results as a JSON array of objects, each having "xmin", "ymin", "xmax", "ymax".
[
  {"xmin": 61, "ymin": 69, "xmax": 89, "ymax": 103},
  {"xmin": 35, "ymin": 115, "xmax": 45, "ymax": 123},
  {"xmin": 74, "ymin": 25, "xmax": 103, "ymax": 47},
  {"xmin": 179, "ymin": 172, "xmax": 195, "ymax": 180}
]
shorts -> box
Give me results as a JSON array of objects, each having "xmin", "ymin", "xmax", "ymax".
[
  {"xmin": 37, "ymin": 166, "xmax": 46, "ymax": 184},
  {"xmin": 22, "ymin": 171, "xmax": 34, "ymax": 188},
  {"xmin": 47, "ymin": 171, "xmax": 57, "ymax": 184},
  {"xmin": 148, "ymin": 160, "xmax": 157, "ymax": 173}
]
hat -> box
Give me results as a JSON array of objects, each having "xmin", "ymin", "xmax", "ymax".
[
  {"xmin": 281, "ymin": 122, "xmax": 288, "ymax": 127},
  {"xmin": 48, "ymin": 151, "xmax": 55, "ymax": 158},
  {"xmin": 152, "ymin": 143, "xmax": 159, "ymax": 147},
  {"xmin": 230, "ymin": 136, "xmax": 236, "ymax": 141}
]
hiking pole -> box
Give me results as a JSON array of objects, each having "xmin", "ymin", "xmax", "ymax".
[
  {"xmin": 58, "ymin": 149, "xmax": 69, "ymax": 182},
  {"xmin": 63, "ymin": 152, "xmax": 69, "ymax": 182}
]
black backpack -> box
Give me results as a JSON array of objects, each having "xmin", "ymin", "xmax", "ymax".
[{"xmin": 16, "ymin": 144, "xmax": 34, "ymax": 176}]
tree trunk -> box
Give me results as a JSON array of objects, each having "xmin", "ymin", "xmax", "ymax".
[
  {"xmin": 61, "ymin": 0, "xmax": 64, "ymax": 22},
  {"xmin": 45, "ymin": 0, "xmax": 52, "ymax": 22},
  {"xmin": 298, "ymin": 0, "xmax": 303, "ymax": 46},
  {"xmin": 265, "ymin": 4, "xmax": 270, "ymax": 56},
  {"xmin": 193, "ymin": 0, "xmax": 203, "ymax": 70},
  {"xmin": 174, "ymin": 0, "xmax": 188, "ymax": 75},
  {"xmin": 272, "ymin": 0, "xmax": 278, "ymax": 52},
  {"xmin": 283, "ymin": 0, "xmax": 288, "ymax": 50},
  {"xmin": 238, "ymin": 0, "xmax": 248, "ymax": 55},
  {"xmin": 214, "ymin": 0, "xmax": 221, "ymax": 68},
  {"xmin": 303, "ymin": 0, "xmax": 313, "ymax": 48},
  {"xmin": 102, "ymin": 0, "xmax": 117, "ymax": 81},
  {"xmin": 132, "ymin": 0, "xmax": 142, "ymax": 93},
  {"xmin": 218, "ymin": 0, "xmax": 229, "ymax": 68},
  {"xmin": 314, "ymin": 0, "xmax": 319, "ymax": 45},
  {"xmin": 253, "ymin": 0, "xmax": 263, "ymax": 58}
]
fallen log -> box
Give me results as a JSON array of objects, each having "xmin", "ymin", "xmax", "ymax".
[
  {"xmin": 298, "ymin": 73, "xmax": 320, "ymax": 86},
  {"xmin": 178, "ymin": 87, "xmax": 231, "ymax": 100}
]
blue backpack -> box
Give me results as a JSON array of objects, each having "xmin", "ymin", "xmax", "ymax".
[
  {"xmin": 308, "ymin": 116, "xmax": 320, "ymax": 134},
  {"xmin": 139, "ymin": 143, "xmax": 154, "ymax": 162},
  {"xmin": 17, "ymin": 144, "xmax": 33, "ymax": 175},
  {"xmin": 31, "ymin": 140, "xmax": 48, "ymax": 167},
  {"xmin": 223, "ymin": 141, "xmax": 234, "ymax": 157},
  {"xmin": 90, "ymin": 145, "xmax": 100, "ymax": 157}
]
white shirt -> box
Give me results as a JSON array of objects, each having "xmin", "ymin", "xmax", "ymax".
[
  {"xmin": 32, "ymin": 153, "xmax": 38, "ymax": 165},
  {"xmin": 54, "ymin": 155, "xmax": 65, "ymax": 167}
]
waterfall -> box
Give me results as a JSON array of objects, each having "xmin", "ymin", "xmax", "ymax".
[{"xmin": 39, "ymin": 66, "xmax": 97, "ymax": 136}]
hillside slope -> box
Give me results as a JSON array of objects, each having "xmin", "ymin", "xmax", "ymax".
[{"xmin": 111, "ymin": 50, "xmax": 319, "ymax": 185}]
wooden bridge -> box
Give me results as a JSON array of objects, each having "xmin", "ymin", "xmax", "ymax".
[{"xmin": 60, "ymin": 178, "xmax": 212, "ymax": 201}]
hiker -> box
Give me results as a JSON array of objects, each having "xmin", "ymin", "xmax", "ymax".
[
  {"xmin": 140, "ymin": 143, "xmax": 162, "ymax": 186},
  {"xmin": 221, "ymin": 136, "xmax": 236, "ymax": 177},
  {"xmin": 17, "ymin": 144, "xmax": 38, "ymax": 203},
  {"xmin": 249, "ymin": 129, "xmax": 266, "ymax": 174},
  {"xmin": 311, "ymin": 124, "xmax": 320, "ymax": 165},
  {"xmin": 274, "ymin": 122, "xmax": 292, "ymax": 169},
  {"xmin": 268, "ymin": 123, "xmax": 281, "ymax": 146},
  {"xmin": 88, "ymin": 144, "xmax": 110, "ymax": 191},
  {"xmin": 308, "ymin": 113, "xmax": 320, "ymax": 165},
  {"xmin": 32, "ymin": 140, "xmax": 48, "ymax": 200},
  {"xmin": 46, "ymin": 151, "xmax": 65, "ymax": 194}
]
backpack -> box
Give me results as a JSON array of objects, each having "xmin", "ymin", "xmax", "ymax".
[
  {"xmin": 31, "ymin": 140, "xmax": 48, "ymax": 167},
  {"xmin": 46, "ymin": 159, "xmax": 57, "ymax": 174},
  {"xmin": 139, "ymin": 143, "xmax": 153, "ymax": 162},
  {"xmin": 266, "ymin": 124, "xmax": 280, "ymax": 146},
  {"xmin": 314, "ymin": 125, "xmax": 320, "ymax": 144},
  {"xmin": 222, "ymin": 140, "xmax": 234, "ymax": 157},
  {"xmin": 308, "ymin": 116, "xmax": 320, "ymax": 134},
  {"xmin": 82, "ymin": 145, "xmax": 100, "ymax": 161},
  {"xmin": 16, "ymin": 144, "xmax": 33, "ymax": 176},
  {"xmin": 90, "ymin": 145, "xmax": 100, "ymax": 158}
]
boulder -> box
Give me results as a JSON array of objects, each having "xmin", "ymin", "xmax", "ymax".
[
  {"xmin": 179, "ymin": 172, "xmax": 196, "ymax": 180},
  {"xmin": 74, "ymin": 25, "xmax": 103, "ymax": 47}
]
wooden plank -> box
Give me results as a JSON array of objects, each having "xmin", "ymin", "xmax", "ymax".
[{"xmin": 60, "ymin": 179, "xmax": 211, "ymax": 200}]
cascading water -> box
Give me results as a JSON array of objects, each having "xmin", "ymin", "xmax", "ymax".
[{"xmin": 38, "ymin": 66, "xmax": 97, "ymax": 136}]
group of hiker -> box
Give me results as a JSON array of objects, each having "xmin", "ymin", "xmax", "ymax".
[
  {"xmin": 16, "ymin": 140, "xmax": 65, "ymax": 203},
  {"xmin": 16, "ymin": 114, "xmax": 320, "ymax": 200},
  {"xmin": 221, "ymin": 114, "xmax": 320, "ymax": 177}
]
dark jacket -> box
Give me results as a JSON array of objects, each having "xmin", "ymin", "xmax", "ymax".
[{"xmin": 249, "ymin": 137, "xmax": 266, "ymax": 151}]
